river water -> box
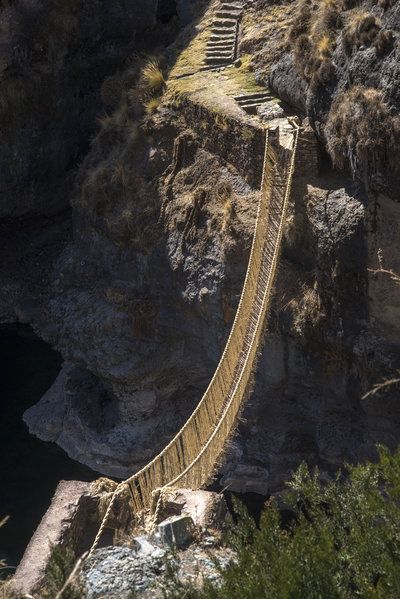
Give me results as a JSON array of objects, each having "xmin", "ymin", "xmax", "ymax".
[{"xmin": 0, "ymin": 324, "xmax": 96, "ymax": 575}]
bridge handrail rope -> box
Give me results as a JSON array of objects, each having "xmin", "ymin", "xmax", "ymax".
[{"xmin": 88, "ymin": 124, "xmax": 299, "ymax": 557}]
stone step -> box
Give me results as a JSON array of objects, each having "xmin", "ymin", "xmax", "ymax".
[
  {"xmin": 235, "ymin": 97, "xmax": 272, "ymax": 106},
  {"xmin": 206, "ymin": 50, "xmax": 233, "ymax": 58},
  {"xmin": 238, "ymin": 102, "xmax": 274, "ymax": 114},
  {"xmin": 207, "ymin": 42, "xmax": 235, "ymax": 49},
  {"xmin": 208, "ymin": 36, "xmax": 235, "ymax": 43},
  {"xmin": 212, "ymin": 18, "xmax": 238, "ymax": 27},
  {"xmin": 204, "ymin": 56, "xmax": 232, "ymax": 65},
  {"xmin": 239, "ymin": 100, "xmax": 269, "ymax": 107},
  {"xmin": 215, "ymin": 10, "xmax": 242, "ymax": 18},
  {"xmin": 211, "ymin": 26, "xmax": 237, "ymax": 34},
  {"xmin": 234, "ymin": 91, "xmax": 272, "ymax": 102},
  {"xmin": 208, "ymin": 43, "xmax": 235, "ymax": 50},
  {"xmin": 209, "ymin": 33, "xmax": 236, "ymax": 40},
  {"xmin": 220, "ymin": 2, "xmax": 243, "ymax": 9},
  {"xmin": 238, "ymin": 105, "xmax": 260, "ymax": 115},
  {"xmin": 199, "ymin": 64, "xmax": 226, "ymax": 72}
]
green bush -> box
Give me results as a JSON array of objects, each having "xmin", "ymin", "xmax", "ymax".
[
  {"xmin": 41, "ymin": 546, "xmax": 84, "ymax": 599},
  {"xmin": 164, "ymin": 447, "xmax": 400, "ymax": 598}
]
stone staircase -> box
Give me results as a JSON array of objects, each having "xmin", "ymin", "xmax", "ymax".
[
  {"xmin": 202, "ymin": 0, "xmax": 245, "ymax": 70},
  {"xmin": 232, "ymin": 90, "xmax": 274, "ymax": 115}
]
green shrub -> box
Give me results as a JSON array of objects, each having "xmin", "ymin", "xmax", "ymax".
[
  {"xmin": 164, "ymin": 447, "xmax": 400, "ymax": 598},
  {"xmin": 41, "ymin": 546, "xmax": 84, "ymax": 599}
]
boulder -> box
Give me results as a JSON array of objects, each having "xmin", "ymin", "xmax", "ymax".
[
  {"xmin": 82, "ymin": 545, "xmax": 166, "ymax": 599},
  {"xmin": 157, "ymin": 515, "xmax": 194, "ymax": 548},
  {"xmin": 158, "ymin": 488, "xmax": 228, "ymax": 530},
  {"xmin": 10, "ymin": 480, "xmax": 106, "ymax": 596}
]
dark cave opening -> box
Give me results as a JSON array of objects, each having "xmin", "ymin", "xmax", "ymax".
[
  {"xmin": 157, "ymin": 0, "xmax": 178, "ymax": 24},
  {"xmin": 0, "ymin": 324, "xmax": 97, "ymax": 574}
]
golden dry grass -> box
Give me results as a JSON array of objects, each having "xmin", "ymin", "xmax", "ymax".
[
  {"xmin": 289, "ymin": 284, "xmax": 326, "ymax": 336},
  {"xmin": 144, "ymin": 96, "xmax": 161, "ymax": 115},
  {"xmin": 317, "ymin": 33, "xmax": 332, "ymax": 58},
  {"xmin": 139, "ymin": 59, "xmax": 165, "ymax": 97},
  {"xmin": 326, "ymin": 85, "xmax": 400, "ymax": 177}
]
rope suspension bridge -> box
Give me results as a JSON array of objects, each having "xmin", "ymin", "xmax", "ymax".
[{"xmin": 89, "ymin": 122, "xmax": 300, "ymax": 556}]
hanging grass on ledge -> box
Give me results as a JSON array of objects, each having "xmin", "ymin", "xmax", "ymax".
[{"xmin": 163, "ymin": 447, "xmax": 400, "ymax": 599}]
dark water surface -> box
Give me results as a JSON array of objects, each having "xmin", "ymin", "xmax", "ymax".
[{"xmin": 0, "ymin": 324, "xmax": 96, "ymax": 573}]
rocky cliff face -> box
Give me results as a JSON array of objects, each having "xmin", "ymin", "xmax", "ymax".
[
  {"xmin": 4, "ymin": 0, "xmax": 400, "ymax": 492},
  {"xmin": 264, "ymin": 0, "xmax": 400, "ymax": 195},
  {"xmin": 0, "ymin": 0, "xmax": 162, "ymax": 218}
]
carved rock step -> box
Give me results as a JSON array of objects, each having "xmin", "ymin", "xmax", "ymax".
[
  {"xmin": 233, "ymin": 91, "xmax": 274, "ymax": 114},
  {"xmin": 209, "ymin": 32, "xmax": 236, "ymax": 40},
  {"xmin": 234, "ymin": 91, "xmax": 273, "ymax": 102},
  {"xmin": 207, "ymin": 40, "xmax": 235, "ymax": 47},
  {"xmin": 216, "ymin": 10, "xmax": 242, "ymax": 18},
  {"xmin": 207, "ymin": 45, "xmax": 235, "ymax": 53},
  {"xmin": 239, "ymin": 104, "xmax": 269, "ymax": 114},
  {"xmin": 238, "ymin": 97, "xmax": 273, "ymax": 107},
  {"xmin": 199, "ymin": 63, "xmax": 232, "ymax": 71},
  {"xmin": 206, "ymin": 49, "xmax": 233, "ymax": 57},
  {"xmin": 204, "ymin": 56, "xmax": 232, "ymax": 65},
  {"xmin": 220, "ymin": 2, "xmax": 243, "ymax": 9},
  {"xmin": 211, "ymin": 25, "xmax": 237, "ymax": 33},
  {"xmin": 212, "ymin": 18, "xmax": 238, "ymax": 27}
]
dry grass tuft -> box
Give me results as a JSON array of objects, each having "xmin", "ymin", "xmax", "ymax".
[
  {"xmin": 289, "ymin": 0, "xmax": 342, "ymax": 89},
  {"xmin": 91, "ymin": 477, "xmax": 118, "ymax": 495},
  {"xmin": 138, "ymin": 58, "xmax": 165, "ymax": 99},
  {"xmin": 325, "ymin": 85, "xmax": 400, "ymax": 179},
  {"xmin": 144, "ymin": 96, "xmax": 161, "ymax": 115},
  {"xmin": 290, "ymin": 284, "xmax": 326, "ymax": 336},
  {"xmin": 216, "ymin": 183, "xmax": 235, "ymax": 234},
  {"xmin": 317, "ymin": 33, "xmax": 333, "ymax": 58},
  {"xmin": 343, "ymin": 12, "xmax": 381, "ymax": 55},
  {"xmin": 374, "ymin": 28, "xmax": 395, "ymax": 56}
]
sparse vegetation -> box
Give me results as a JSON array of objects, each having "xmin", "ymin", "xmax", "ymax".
[
  {"xmin": 41, "ymin": 546, "xmax": 84, "ymax": 599},
  {"xmin": 325, "ymin": 85, "xmax": 400, "ymax": 181},
  {"xmin": 216, "ymin": 183, "xmax": 235, "ymax": 235},
  {"xmin": 342, "ymin": 12, "xmax": 382, "ymax": 56},
  {"xmin": 374, "ymin": 28, "xmax": 395, "ymax": 56},
  {"xmin": 138, "ymin": 58, "xmax": 166, "ymax": 100},
  {"xmin": 289, "ymin": 0, "xmax": 395, "ymax": 90},
  {"xmin": 144, "ymin": 96, "xmax": 162, "ymax": 115},
  {"xmin": 72, "ymin": 51, "xmax": 170, "ymax": 249},
  {"xmin": 164, "ymin": 447, "xmax": 400, "ymax": 599},
  {"xmin": 287, "ymin": 284, "xmax": 326, "ymax": 337},
  {"xmin": 289, "ymin": 0, "xmax": 342, "ymax": 90}
]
